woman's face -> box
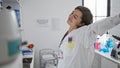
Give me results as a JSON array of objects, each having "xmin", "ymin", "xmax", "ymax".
[{"xmin": 67, "ymin": 9, "xmax": 83, "ymax": 28}]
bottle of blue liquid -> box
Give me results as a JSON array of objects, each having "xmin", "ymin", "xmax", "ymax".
[
  {"xmin": 99, "ymin": 31, "xmax": 114, "ymax": 53},
  {"xmin": 105, "ymin": 31, "xmax": 114, "ymax": 53},
  {"xmin": 106, "ymin": 38, "xmax": 114, "ymax": 48}
]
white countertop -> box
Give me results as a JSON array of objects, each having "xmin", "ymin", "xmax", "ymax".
[{"xmin": 95, "ymin": 50, "xmax": 120, "ymax": 64}]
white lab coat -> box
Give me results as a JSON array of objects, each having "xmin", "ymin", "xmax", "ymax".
[{"xmin": 57, "ymin": 15, "xmax": 120, "ymax": 68}]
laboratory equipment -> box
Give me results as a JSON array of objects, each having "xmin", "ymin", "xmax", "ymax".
[
  {"xmin": 23, "ymin": 58, "xmax": 32, "ymax": 68},
  {"xmin": 111, "ymin": 35, "xmax": 120, "ymax": 59},
  {"xmin": 39, "ymin": 48, "xmax": 58, "ymax": 68},
  {"xmin": 0, "ymin": 6, "xmax": 21, "ymax": 65},
  {"xmin": 97, "ymin": 32, "xmax": 114, "ymax": 53}
]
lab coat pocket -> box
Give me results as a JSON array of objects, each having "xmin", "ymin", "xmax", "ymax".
[
  {"xmin": 64, "ymin": 43, "xmax": 74, "ymax": 58},
  {"xmin": 64, "ymin": 48, "xmax": 73, "ymax": 58}
]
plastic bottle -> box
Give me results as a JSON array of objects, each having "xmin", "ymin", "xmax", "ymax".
[
  {"xmin": 94, "ymin": 37, "xmax": 100, "ymax": 50},
  {"xmin": 100, "ymin": 31, "xmax": 114, "ymax": 53},
  {"xmin": 105, "ymin": 31, "xmax": 114, "ymax": 53}
]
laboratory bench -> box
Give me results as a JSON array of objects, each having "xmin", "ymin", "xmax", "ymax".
[{"xmin": 95, "ymin": 50, "xmax": 120, "ymax": 68}]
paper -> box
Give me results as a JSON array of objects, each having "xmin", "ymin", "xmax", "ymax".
[{"xmin": 51, "ymin": 18, "xmax": 61, "ymax": 31}]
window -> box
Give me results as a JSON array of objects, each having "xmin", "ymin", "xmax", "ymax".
[{"xmin": 83, "ymin": 0, "xmax": 110, "ymax": 22}]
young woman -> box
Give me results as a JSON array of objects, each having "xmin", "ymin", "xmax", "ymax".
[{"xmin": 58, "ymin": 6, "xmax": 120, "ymax": 68}]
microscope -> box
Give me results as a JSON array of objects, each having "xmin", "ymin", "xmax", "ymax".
[{"xmin": 111, "ymin": 35, "xmax": 120, "ymax": 59}]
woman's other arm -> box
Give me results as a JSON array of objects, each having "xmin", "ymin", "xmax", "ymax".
[{"xmin": 89, "ymin": 13, "xmax": 120, "ymax": 35}]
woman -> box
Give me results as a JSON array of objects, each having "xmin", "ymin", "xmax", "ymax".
[{"xmin": 57, "ymin": 6, "xmax": 120, "ymax": 68}]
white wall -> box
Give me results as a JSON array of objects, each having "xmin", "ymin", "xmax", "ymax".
[
  {"xmin": 19, "ymin": 0, "xmax": 82, "ymax": 68},
  {"xmin": 111, "ymin": 0, "xmax": 120, "ymax": 16},
  {"xmin": 110, "ymin": 0, "xmax": 120, "ymax": 37}
]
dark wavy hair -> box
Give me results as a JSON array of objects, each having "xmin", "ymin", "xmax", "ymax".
[{"xmin": 75, "ymin": 6, "xmax": 93, "ymax": 26}]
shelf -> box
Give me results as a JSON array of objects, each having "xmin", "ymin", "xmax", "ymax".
[
  {"xmin": 2, "ymin": 0, "xmax": 20, "ymax": 11},
  {"xmin": 2, "ymin": 0, "xmax": 19, "ymax": 4}
]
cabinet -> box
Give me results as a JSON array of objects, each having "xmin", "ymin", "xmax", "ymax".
[{"xmin": 95, "ymin": 50, "xmax": 120, "ymax": 68}]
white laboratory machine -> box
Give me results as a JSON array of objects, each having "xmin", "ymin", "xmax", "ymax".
[{"xmin": 0, "ymin": 7, "xmax": 21, "ymax": 65}]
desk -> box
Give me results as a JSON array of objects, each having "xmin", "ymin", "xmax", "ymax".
[{"xmin": 95, "ymin": 50, "xmax": 120, "ymax": 68}]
